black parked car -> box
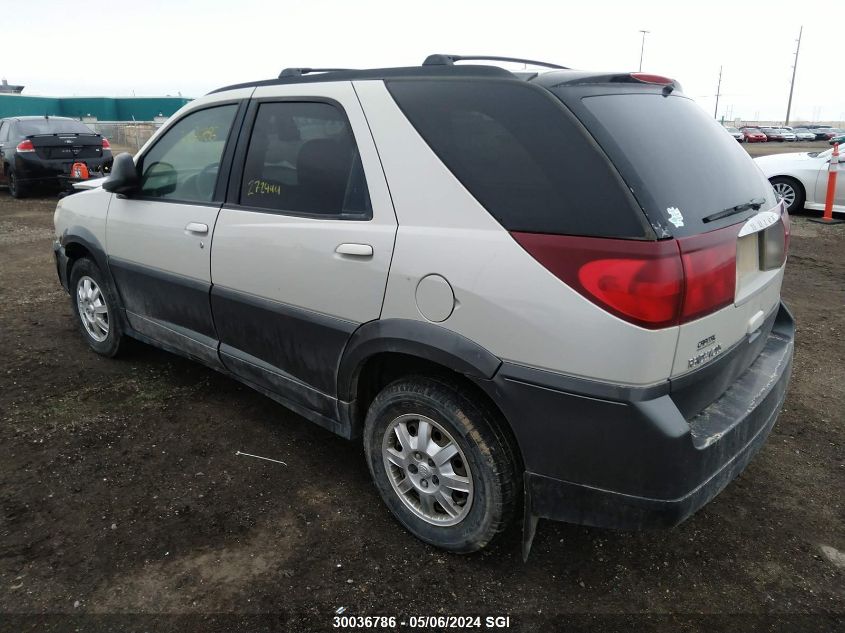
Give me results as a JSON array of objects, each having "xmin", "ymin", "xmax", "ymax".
[{"xmin": 0, "ymin": 116, "xmax": 113, "ymax": 198}]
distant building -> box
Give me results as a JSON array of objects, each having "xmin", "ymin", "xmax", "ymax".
[
  {"xmin": 0, "ymin": 79, "xmax": 25, "ymax": 94},
  {"xmin": 0, "ymin": 93, "xmax": 191, "ymax": 121}
]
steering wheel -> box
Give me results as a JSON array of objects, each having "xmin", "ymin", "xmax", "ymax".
[{"xmin": 183, "ymin": 162, "xmax": 219, "ymax": 200}]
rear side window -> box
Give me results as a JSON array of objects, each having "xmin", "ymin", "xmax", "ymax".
[
  {"xmin": 239, "ymin": 101, "xmax": 371, "ymax": 218},
  {"xmin": 15, "ymin": 119, "xmax": 94, "ymax": 135},
  {"xmin": 386, "ymin": 79, "xmax": 647, "ymax": 238},
  {"xmin": 573, "ymin": 93, "xmax": 777, "ymax": 237}
]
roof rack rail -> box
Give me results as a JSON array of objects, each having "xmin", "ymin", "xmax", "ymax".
[
  {"xmin": 278, "ymin": 67, "xmax": 356, "ymax": 78},
  {"xmin": 422, "ymin": 54, "xmax": 568, "ymax": 70}
]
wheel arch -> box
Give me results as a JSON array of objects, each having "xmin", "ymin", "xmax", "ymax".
[
  {"xmin": 337, "ymin": 319, "xmax": 502, "ymax": 403},
  {"xmin": 59, "ymin": 228, "xmax": 123, "ymax": 314},
  {"xmin": 768, "ymin": 174, "xmax": 807, "ymax": 202},
  {"xmin": 337, "ymin": 319, "xmax": 524, "ymax": 471}
]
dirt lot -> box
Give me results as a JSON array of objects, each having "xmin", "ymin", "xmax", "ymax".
[{"xmin": 1, "ymin": 164, "xmax": 843, "ymax": 630}]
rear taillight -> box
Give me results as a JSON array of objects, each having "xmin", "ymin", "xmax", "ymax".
[
  {"xmin": 512, "ymin": 226, "xmax": 740, "ymax": 330},
  {"xmin": 760, "ymin": 204, "xmax": 790, "ymax": 270},
  {"xmin": 677, "ymin": 226, "xmax": 737, "ymax": 322},
  {"xmin": 16, "ymin": 139, "xmax": 35, "ymax": 153},
  {"xmin": 101, "ymin": 138, "xmax": 111, "ymax": 150}
]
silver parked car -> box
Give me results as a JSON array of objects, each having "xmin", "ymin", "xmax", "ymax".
[
  {"xmin": 792, "ymin": 127, "xmax": 818, "ymax": 142},
  {"xmin": 51, "ymin": 55, "xmax": 795, "ymax": 554}
]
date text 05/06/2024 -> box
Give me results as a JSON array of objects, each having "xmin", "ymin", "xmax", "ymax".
[{"xmin": 332, "ymin": 615, "xmax": 512, "ymax": 629}]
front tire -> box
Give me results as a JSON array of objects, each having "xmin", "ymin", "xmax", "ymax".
[
  {"xmin": 769, "ymin": 176, "xmax": 805, "ymax": 214},
  {"xmin": 69, "ymin": 258, "xmax": 125, "ymax": 357},
  {"xmin": 364, "ymin": 376, "xmax": 518, "ymax": 553}
]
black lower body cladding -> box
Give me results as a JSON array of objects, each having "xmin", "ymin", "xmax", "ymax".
[{"xmin": 475, "ymin": 302, "xmax": 794, "ymax": 530}]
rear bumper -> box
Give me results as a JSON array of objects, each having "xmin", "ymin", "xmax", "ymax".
[
  {"xmin": 480, "ymin": 301, "xmax": 794, "ymax": 530},
  {"xmin": 15, "ymin": 153, "xmax": 113, "ymax": 185}
]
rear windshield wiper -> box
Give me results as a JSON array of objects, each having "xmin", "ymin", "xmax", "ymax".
[{"xmin": 703, "ymin": 197, "xmax": 766, "ymax": 223}]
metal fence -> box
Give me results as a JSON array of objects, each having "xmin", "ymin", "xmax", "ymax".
[{"xmin": 84, "ymin": 120, "xmax": 164, "ymax": 153}]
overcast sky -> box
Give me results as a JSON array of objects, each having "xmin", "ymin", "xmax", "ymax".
[{"xmin": 4, "ymin": 0, "xmax": 844, "ymax": 123}]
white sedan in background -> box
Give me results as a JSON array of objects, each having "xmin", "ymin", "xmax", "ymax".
[{"xmin": 755, "ymin": 147, "xmax": 844, "ymax": 214}]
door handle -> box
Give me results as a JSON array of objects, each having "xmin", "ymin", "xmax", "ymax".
[
  {"xmin": 335, "ymin": 243, "xmax": 373, "ymax": 257},
  {"xmin": 185, "ymin": 222, "xmax": 209, "ymax": 235}
]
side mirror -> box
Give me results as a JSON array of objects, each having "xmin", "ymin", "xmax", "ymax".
[{"xmin": 103, "ymin": 153, "xmax": 140, "ymax": 194}]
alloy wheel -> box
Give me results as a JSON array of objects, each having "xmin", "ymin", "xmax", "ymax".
[
  {"xmin": 772, "ymin": 182, "xmax": 795, "ymax": 208},
  {"xmin": 76, "ymin": 275, "xmax": 109, "ymax": 342},
  {"xmin": 381, "ymin": 413, "xmax": 474, "ymax": 526}
]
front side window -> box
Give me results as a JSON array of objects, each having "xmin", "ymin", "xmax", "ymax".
[
  {"xmin": 139, "ymin": 105, "xmax": 237, "ymax": 203},
  {"xmin": 239, "ymin": 101, "xmax": 371, "ymax": 217},
  {"xmin": 0, "ymin": 122, "xmax": 7, "ymax": 142}
]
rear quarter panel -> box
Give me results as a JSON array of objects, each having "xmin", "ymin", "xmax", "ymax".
[{"xmin": 354, "ymin": 80, "xmax": 679, "ymax": 386}]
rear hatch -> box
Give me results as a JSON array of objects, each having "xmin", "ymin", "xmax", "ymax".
[
  {"xmin": 15, "ymin": 118, "xmax": 105, "ymax": 161},
  {"xmin": 541, "ymin": 75, "xmax": 788, "ymax": 415},
  {"xmin": 386, "ymin": 74, "xmax": 787, "ymax": 411},
  {"xmin": 29, "ymin": 133, "xmax": 105, "ymax": 160}
]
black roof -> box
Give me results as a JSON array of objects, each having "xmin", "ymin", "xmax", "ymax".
[{"xmin": 208, "ymin": 61, "xmax": 683, "ymax": 97}]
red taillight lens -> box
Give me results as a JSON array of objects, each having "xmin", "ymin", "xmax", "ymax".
[
  {"xmin": 677, "ymin": 226, "xmax": 737, "ymax": 322},
  {"xmin": 510, "ymin": 232, "xmax": 684, "ymax": 329},
  {"xmin": 16, "ymin": 139, "xmax": 35, "ymax": 152},
  {"xmin": 512, "ymin": 227, "xmax": 739, "ymax": 330},
  {"xmin": 101, "ymin": 138, "xmax": 111, "ymax": 150},
  {"xmin": 579, "ymin": 256, "xmax": 683, "ymax": 327}
]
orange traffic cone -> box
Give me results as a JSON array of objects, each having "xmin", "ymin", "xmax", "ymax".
[
  {"xmin": 71, "ymin": 162, "xmax": 90, "ymax": 180},
  {"xmin": 809, "ymin": 142, "xmax": 843, "ymax": 224}
]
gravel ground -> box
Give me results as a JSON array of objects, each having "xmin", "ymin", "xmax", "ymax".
[{"xmin": 0, "ymin": 177, "xmax": 842, "ymax": 632}]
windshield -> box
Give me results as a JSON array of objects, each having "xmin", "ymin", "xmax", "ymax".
[
  {"xmin": 569, "ymin": 92, "xmax": 777, "ymax": 237},
  {"xmin": 726, "ymin": 127, "xmax": 739, "ymax": 132},
  {"xmin": 15, "ymin": 119, "xmax": 94, "ymax": 136}
]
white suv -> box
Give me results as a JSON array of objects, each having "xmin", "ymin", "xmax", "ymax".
[{"xmin": 53, "ymin": 55, "xmax": 795, "ymax": 555}]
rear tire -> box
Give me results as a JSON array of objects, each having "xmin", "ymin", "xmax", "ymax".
[
  {"xmin": 8, "ymin": 170, "xmax": 28, "ymax": 199},
  {"xmin": 363, "ymin": 376, "xmax": 518, "ymax": 553},
  {"xmin": 769, "ymin": 176, "xmax": 804, "ymax": 214},
  {"xmin": 69, "ymin": 258, "xmax": 125, "ymax": 357}
]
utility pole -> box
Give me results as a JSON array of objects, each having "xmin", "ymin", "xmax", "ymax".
[
  {"xmin": 714, "ymin": 66, "xmax": 722, "ymax": 119},
  {"xmin": 638, "ymin": 30, "xmax": 649, "ymax": 71},
  {"xmin": 785, "ymin": 26, "xmax": 802, "ymax": 126}
]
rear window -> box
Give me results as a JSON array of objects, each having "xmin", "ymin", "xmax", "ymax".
[
  {"xmin": 569, "ymin": 93, "xmax": 776, "ymax": 237},
  {"xmin": 386, "ymin": 80, "xmax": 648, "ymax": 238},
  {"xmin": 15, "ymin": 119, "xmax": 94, "ymax": 136}
]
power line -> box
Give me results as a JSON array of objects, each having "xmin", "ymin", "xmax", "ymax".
[
  {"xmin": 714, "ymin": 65, "xmax": 722, "ymax": 119},
  {"xmin": 785, "ymin": 26, "xmax": 802, "ymax": 125}
]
